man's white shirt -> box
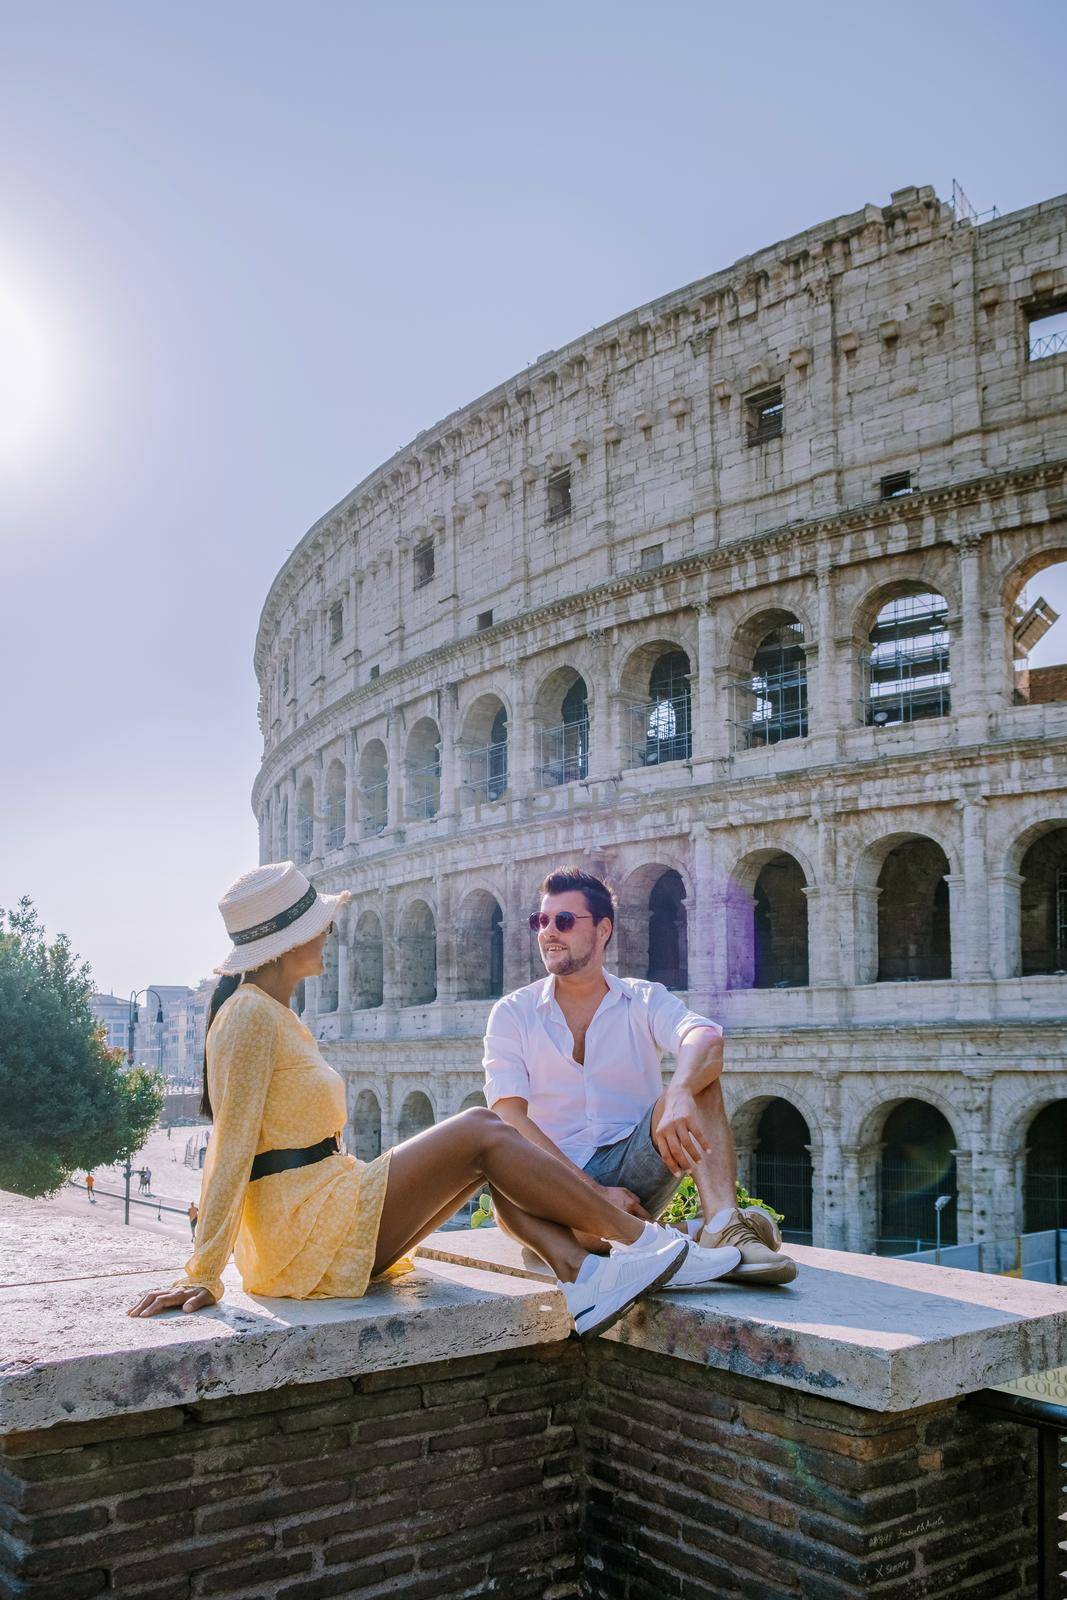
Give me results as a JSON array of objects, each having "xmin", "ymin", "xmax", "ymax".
[{"xmin": 482, "ymin": 970, "xmax": 722, "ymax": 1169}]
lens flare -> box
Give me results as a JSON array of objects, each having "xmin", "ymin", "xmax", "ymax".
[{"xmin": 0, "ymin": 273, "xmax": 57, "ymax": 468}]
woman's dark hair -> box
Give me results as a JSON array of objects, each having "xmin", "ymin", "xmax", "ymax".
[
  {"xmin": 539, "ymin": 865, "xmax": 617, "ymax": 945},
  {"xmin": 200, "ymin": 974, "xmax": 242, "ymax": 1120}
]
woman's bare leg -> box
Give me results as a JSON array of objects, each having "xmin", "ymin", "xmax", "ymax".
[
  {"xmin": 371, "ymin": 1109, "xmax": 644, "ymax": 1277},
  {"xmin": 490, "ymin": 1189, "xmax": 585, "ymax": 1279},
  {"xmin": 374, "ymin": 1180, "xmax": 480, "ymax": 1270}
]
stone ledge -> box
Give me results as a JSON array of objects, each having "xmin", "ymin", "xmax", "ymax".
[{"xmin": 3, "ymin": 1192, "xmax": 1067, "ymax": 1434}]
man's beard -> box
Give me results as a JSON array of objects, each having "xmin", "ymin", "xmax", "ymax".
[{"xmin": 544, "ymin": 944, "xmax": 593, "ymax": 976}]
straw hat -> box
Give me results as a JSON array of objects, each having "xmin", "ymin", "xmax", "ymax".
[{"xmin": 213, "ymin": 862, "xmax": 351, "ymax": 976}]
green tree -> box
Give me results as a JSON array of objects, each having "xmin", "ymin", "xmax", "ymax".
[{"xmin": 0, "ymin": 898, "xmax": 164, "ymax": 1197}]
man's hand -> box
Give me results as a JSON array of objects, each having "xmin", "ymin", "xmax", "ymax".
[
  {"xmin": 127, "ymin": 1286, "xmax": 216, "ymax": 1317},
  {"xmin": 654, "ymin": 1090, "xmax": 712, "ymax": 1175}
]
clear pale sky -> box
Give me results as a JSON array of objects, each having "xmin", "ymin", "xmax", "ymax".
[{"xmin": 2, "ymin": 0, "xmax": 1065, "ymax": 997}]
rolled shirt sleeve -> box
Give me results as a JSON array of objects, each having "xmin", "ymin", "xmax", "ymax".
[
  {"xmin": 646, "ymin": 983, "xmax": 723, "ymax": 1057},
  {"xmin": 483, "ymin": 998, "xmax": 532, "ymax": 1107},
  {"xmin": 176, "ymin": 992, "xmax": 278, "ymax": 1303}
]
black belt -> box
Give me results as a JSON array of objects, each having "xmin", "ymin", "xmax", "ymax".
[{"xmin": 249, "ymin": 1135, "xmax": 340, "ymax": 1182}]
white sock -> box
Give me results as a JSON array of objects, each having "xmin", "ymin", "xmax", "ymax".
[
  {"xmin": 705, "ymin": 1206, "xmax": 735, "ymax": 1234},
  {"xmin": 622, "ymin": 1220, "xmax": 664, "ymax": 1250}
]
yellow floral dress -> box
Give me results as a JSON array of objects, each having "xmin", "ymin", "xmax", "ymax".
[{"xmin": 178, "ymin": 984, "xmax": 399, "ymax": 1303}]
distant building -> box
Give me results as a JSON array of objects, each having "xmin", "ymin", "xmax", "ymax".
[{"xmin": 89, "ymin": 993, "xmax": 130, "ymax": 1056}]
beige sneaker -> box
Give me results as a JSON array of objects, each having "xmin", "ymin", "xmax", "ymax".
[{"xmin": 698, "ymin": 1207, "xmax": 798, "ymax": 1284}]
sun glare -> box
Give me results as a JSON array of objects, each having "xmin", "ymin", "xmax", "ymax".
[{"xmin": 0, "ymin": 272, "xmax": 59, "ymax": 468}]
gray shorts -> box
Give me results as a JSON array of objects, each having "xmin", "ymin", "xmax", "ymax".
[{"xmin": 581, "ymin": 1102, "xmax": 681, "ymax": 1219}]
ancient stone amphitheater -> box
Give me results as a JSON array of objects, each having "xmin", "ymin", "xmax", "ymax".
[{"xmin": 252, "ymin": 184, "xmax": 1067, "ymax": 1256}]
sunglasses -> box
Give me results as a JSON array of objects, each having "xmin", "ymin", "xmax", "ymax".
[{"xmin": 529, "ymin": 911, "xmax": 594, "ymax": 933}]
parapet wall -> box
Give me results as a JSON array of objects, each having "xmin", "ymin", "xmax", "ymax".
[{"xmin": 3, "ymin": 1195, "xmax": 1066, "ymax": 1599}]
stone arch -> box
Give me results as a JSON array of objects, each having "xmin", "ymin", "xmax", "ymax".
[
  {"xmin": 726, "ymin": 848, "xmax": 810, "ymax": 990},
  {"xmin": 455, "ymin": 888, "xmax": 505, "ymax": 1000},
  {"xmin": 618, "ymin": 640, "xmax": 693, "ymax": 769},
  {"xmin": 532, "ymin": 665, "xmax": 589, "ymax": 786},
  {"xmin": 873, "ymin": 1098, "xmax": 959, "ymax": 1254},
  {"xmin": 853, "ymin": 577, "xmax": 952, "ymax": 728},
  {"xmin": 616, "ymin": 861, "xmax": 690, "ymax": 989},
  {"xmin": 459, "ymin": 692, "xmax": 509, "ymax": 803},
  {"xmin": 398, "ymin": 1090, "xmax": 435, "ymax": 1143},
  {"xmin": 851, "ymin": 830, "xmax": 957, "ymax": 986},
  {"xmin": 357, "ymin": 738, "xmax": 389, "ymax": 837},
  {"xmin": 396, "ymin": 899, "xmax": 437, "ymax": 1006},
  {"xmin": 459, "ymin": 1090, "xmax": 487, "ymax": 1112},
  {"xmin": 735, "ymin": 1095, "xmax": 814, "ymax": 1244},
  {"xmin": 728, "ymin": 606, "xmax": 809, "ymax": 749},
  {"xmin": 1022, "ymin": 1099, "xmax": 1067, "ymax": 1232},
  {"xmin": 351, "ymin": 908, "xmax": 384, "ymax": 1010},
  {"xmin": 405, "ymin": 718, "xmax": 441, "ymax": 820},
  {"xmin": 324, "ymin": 758, "xmax": 346, "ymax": 852},
  {"xmin": 295, "ymin": 776, "xmax": 314, "ymax": 864},
  {"xmin": 278, "ymin": 792, "xmax": 289, "ymax": 858},
  {"xmin": 1018, "ymin": 824, "xmax": 1067, "ymax": 975},
  {"xmin": 1000, "ymin": 542, "xmax": 1067, "ymax": 707},
  {"xmin": 350, "ymin": 1089, "xmax": 382, "ymax": 1163},
  {"xmin": 876, "ymin": 837, "xmax": 951, "ymax": 983}
]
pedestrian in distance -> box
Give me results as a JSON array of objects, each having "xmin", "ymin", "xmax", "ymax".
[
  {"xmin": 187, "ymin": 1201, "xmax": 198, "ymax": 1242},
  {"xmin": 85, "ymin": 1173, "xmax": 95, "ymax": 1204},
  {"xmin": 128, "ymin": 863, "xmax": 742, "ymax": 1339},
  {"xmin": 144, "ymin": 1166, "xmax": 152, "ymax": 1195}
]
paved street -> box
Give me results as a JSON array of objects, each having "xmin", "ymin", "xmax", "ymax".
[{"xmin": 53, "ymin": 1124, "xmax": 208, "ymax": 1249}]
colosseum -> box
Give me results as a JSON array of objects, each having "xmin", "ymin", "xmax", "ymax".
[{"xmin": 252, "ymin": 183, "xmax": 1067, "ymax": 1258}]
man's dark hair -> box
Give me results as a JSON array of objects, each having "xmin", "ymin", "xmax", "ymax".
[{"xmin": 539, "ymin": 865, "xmax": 617, "ymax": 945}]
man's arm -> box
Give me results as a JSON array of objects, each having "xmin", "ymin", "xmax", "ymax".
[{"xmin": 655, "ymin": 1026, "xmax": 723, "ymax": 1172}]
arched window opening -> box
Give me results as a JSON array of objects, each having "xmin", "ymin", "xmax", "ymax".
[
  {"xmin": 358, "ymin": 740, "xmax": 389, "ymax": 837},
  {"xmin": 278, "ymin": 795, "xmax": 289, "ymax": 858},
  {"xmin": 626, "ymin": 651, "xmax": 692, "ymax": 767},
  {"xmin": 351, "ymin": 910, "xmax": 384, "ymax": 1010},
  {"xmin": 753, "ymin": 856, "xmax": 809, "ymax": 988},
  {"xmin": 295, "ymin": 779, "xmax": 314, "ymax": 864},
  {"xmin": 325, "ymin": 760, "xmax": 346, "ymax": 852},
  {"xmin": 320, "ymin": 931, "xmax": 339, "ymax": 1012},
  {"xmin": 1020, "ymin": 827, "xmax": 1067, "ymax": 975},
  {"xmin": 398, "ymin": 1091, "xmax": 435, "ymax": 1143},
  {"xmin": 351, "ymin": 1090, "xmax": 382, "ymax": 1163},
  {"xmin": 537, "ymin": 674, "xmax": 589, "ymax": 787},
  {"xmin": 406, "ymin": 719, "xmax": 441, "ymax": 820},
  {"xmin": 737, "ymin": 623, "xmax": 807, "ymax": 747},
  {"xmin": 877, "ymin": 1100, "xmax": 957, "ymax": 1254},
  {"xmin": 877, "ymin": 839, "xmax": 951, "ymax": 981},
  {"xmin": 749, "ymin": 1100, "xmax": 813, "ymax": 1245},
  {"xmin": 461, "ymin": 698, "xmax": 509, "ymax": 804},
  {"xmin": 456, "ymin": 893, "xmax": 505, "ymax": 1001},
  {"xmin": 866, "ymin": 592, "xmax": 950, "ymax": 726},
  {"xmin": 1012, "ymin": 558, "xmax": 1067, "ymax": 705},
  {"xmin": 397, "ymin": 901, "xmax": 437, "ymax": 1006},
  {"xmin": 647, "ymin": 870, "xmax": 688, "ymax": 990},
  {"xmin": 460, "ymin": 1090, "xmax": 487, "ymax": 1111},
  {"xmin": 292, "ymin": 979, "xmax": 306, "ymax": 1017},
  {"xmin": 1024, "ymin": 1101, "xmax": 1067, "ymax": 1232}
]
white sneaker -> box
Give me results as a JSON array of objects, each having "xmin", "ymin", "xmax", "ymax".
[
  {"xmin": 651, "ymin": 1239, "xmax": 741, "ymax": 1290},
  {"xmin": 560, "ymin": 1234, "xmax": 689, "ymax": 1339}
]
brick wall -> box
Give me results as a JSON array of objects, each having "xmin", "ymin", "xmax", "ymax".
[
  {"xmin": 1026, "ymin": 663, "xmax": 1067, "ymax": 704},
  {"xmin": 0, "ymin": 1344, "xmax": 582, "ymax": 1600},
  {"xmin": 0, "ymin": 1339, "xmax": 1045, "ymax": 1600},
  {"xmin": 583, "ymin": 1343, "xmax": 1036, "ymax": 1600}
]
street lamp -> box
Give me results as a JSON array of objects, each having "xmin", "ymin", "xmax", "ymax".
[
  {"xmin": 934, "ymin": 1193, "xmax": 953, "ymax": 1265},
  {"xmin": 124, "ymin": 988, "xmax": 165, "ymax": 1226}
]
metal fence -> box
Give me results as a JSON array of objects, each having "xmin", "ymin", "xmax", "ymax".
[
  {"xmin": 876, "ymin": 1158, "xmax": 957, "ymax": 1254},
  {"xmin": 748, "ymin": 1152, "xmax": 813, "ymax": 1244}
]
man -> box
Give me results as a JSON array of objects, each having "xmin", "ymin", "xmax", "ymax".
[{"xmin": 483, "ymin": 866, "xmax": 797, "ymax": 1284}]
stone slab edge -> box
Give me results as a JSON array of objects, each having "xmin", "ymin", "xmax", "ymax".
[{"xmin": 0, "ymin": 1264, "xmax": 571, "ymax": 1436}]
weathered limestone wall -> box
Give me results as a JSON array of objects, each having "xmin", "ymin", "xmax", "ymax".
[{"xmin": 248, "ymin": 184, "xmax": 1067, "ymax": 1253}]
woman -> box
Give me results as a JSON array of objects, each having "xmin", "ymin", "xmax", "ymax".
[{"xmin": 129, "ymin": 863, "xmax": 740, "ymax": 1337}]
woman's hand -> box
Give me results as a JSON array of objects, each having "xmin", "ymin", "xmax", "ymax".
[{"xmin": 127, "ymin": 1286, "xmax": 216, "ymax": 1317}]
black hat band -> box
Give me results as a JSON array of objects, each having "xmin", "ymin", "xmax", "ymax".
[{"xmin": 231, "ymin": 885, "xmax": 318, "ymax": 946}]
